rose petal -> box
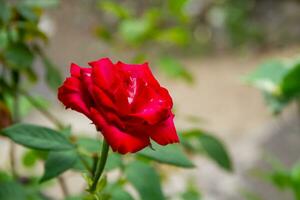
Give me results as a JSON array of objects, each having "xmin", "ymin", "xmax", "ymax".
[
  {"xmin": 90, "ymin": 108, "xmax": 150, "ymax": 154},
  {"xmin": 58, "ymin": 77, "xmax": 91, "ymax": 117},
  {"xmin": 116, "ymin": 61, "xmax": 160, "ymax": 87},
  {"xmin": 89, "ymin": 58, "xmax": 118, "ymax": 91},
  {"xmin": 129, "ymin": 87, "xmax": 172, "ymax": 124},
  {"xmin": 147, "ymin": 114, "xmax": 179, "ymax": 145}
]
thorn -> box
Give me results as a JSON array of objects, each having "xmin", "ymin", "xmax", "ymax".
[{"xmin": 149, "ymin": 143, "xmax": 155, "ymax": 151}]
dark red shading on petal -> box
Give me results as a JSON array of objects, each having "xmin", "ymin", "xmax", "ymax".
[
  {"xmin": 147, "ymin": 114, "xmax": 179, "ymax": 145},
  {"xmin": 90, "ymin": 108, "xmax": 150, "ymax": 154}
]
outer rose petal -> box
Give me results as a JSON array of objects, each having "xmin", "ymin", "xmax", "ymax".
[
  {"xmin": 58, "ymin": 77, "xmax": 91, "ymax": 117},
  {"xmin": 90, "ymin": 108, "xmax": 150, "ymax": 154},
  {"xmin": 147, "ymin": 114, "xmax": 179, "ymax": 145},
  {"xmin": 116, "ymin": 61, "xmax": 160, "ymax": 87},
  {"xmin": 89, "ymin": 58, "xmax": 118, "ymax": 91},
  {"xmin": 129, "ymin": 87, "xmax": 172, "ymax": 124}
]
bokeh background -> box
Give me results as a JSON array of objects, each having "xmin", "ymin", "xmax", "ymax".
[{"xmin": 1, "ymin": 0, "xmax": 300, "ymax": 199}]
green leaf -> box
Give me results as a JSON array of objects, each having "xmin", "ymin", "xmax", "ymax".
[
  {"xmin": 16, "ymin": 5, "xmax": 39, "ymax": 22},
  {"xmin": 119, "ymin": 18, "xmax": 152, "ymax": 44},
  {"xmin": 99, "ymin": 1, "xmax": 130, "ymax": 19},
  {"xmin": 1, "ymin": 124, "xmax": 74, "ymax": 151},
  {"xmin": 109, "ymin": 186, "xmax": 133, "ymax": 200},
  {"xmin": 281, "ymin": 63, "xmax": 300, "ymax": 99},
  {"xmin": 4, "ymin": 43, "xmax": 34, "ymax": 69},
  {"xmin": 0, "ymin": 180, "xmax": 26, "ymax": 200},
  {"xmin": 125, "ymin": 161, "xmax": 165, "ymax": 200},
  {"xmin": 245, "ymin": 60, "xmax": 288, "ymax": 94},
  {"xmin": 76, "ymin": 137, "xmax": 101, "ymax": 154},
  {"xmin": 0, "ymin": 0, "xmax": 12, "ymax": 24},
  {"xmin": 156, "ymin": 27, "xmax": 190, "ymax": 46},
  {"xmin": 21, "ymin": 0, "xmax": 59, "ymax": 8},
  {"xmin": 42, "ymin": 56, "xmax": 62, "ymax": 90},
  {"xmin": 22, "ymin": 150, "xmax": 39, "ymax": 168},
  {"xmin": 157, "ymin": 57, "xmax": 193, "ymax": 82},
  {"xmin": 182, "ymin": 130, "xmax": 232, "ymax": 171},
  {"xmin": 198, "ymin": 133, "xmax": 232, "ymax": 171},
  {"xmin": 138, "ymin": 143, "xmax": 194, "ymax": 168},
  {"xmin": 40, "ymin": 150, "xmax": 78, "ymax": 182},
  {"xmin": 105, "ymin": 153, "xmax": 122, "ymax": 171},
  {"xmin": 0, "ymin": 28, "xmax": 8, "ymax": 50}
]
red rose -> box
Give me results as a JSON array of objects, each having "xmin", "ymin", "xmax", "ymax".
[{"xmin": 58, "ymin": 58, "xmax": 179, "ymax": 154}]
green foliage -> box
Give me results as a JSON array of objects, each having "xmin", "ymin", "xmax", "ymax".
[
  {"xmin": 0, "ymin": 180, "xmax": 26, "ymax": 200},
  {"xmin": 138, "ymin": 143, "xmax": 195, "ymax": 168},
  {"xmin": 40, "ymin": 150, "xmax": 78, "ymax": 182},
  {"xmin": 96, "ymin": 0, "xmax": 193, "ymax": 81},
  {"xmin": 157, "ymin": 57, "xmax": 193, "ymax": 82},
  {"xmin": 246, "ymin": 58, "xmax": 300, "ymax": 114},
  {"xmin": 181, "ymin": 129, "xmax": 233, "ymax": 171},
  {"xmin": 1, "ymin": 123, "xmax": 74, "ymax": 151},
  {"xmin": 0, "ymin": 0, "xmax": 61, "ymax": 90},
  {"xmin": 267, "ymin": 161, "xmax": 300, "ymax": 200},
  {"xmin": 125, "ymin": 161, "xmax": 165, "ymax": 200}
]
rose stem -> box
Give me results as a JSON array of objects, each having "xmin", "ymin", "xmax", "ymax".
[
  {"xmin": 58, "ymin": 176, "xmax": 69, "ymax": 197},
  {"xmin": 10, "ymin": 70, "xmax": 20, "ymax": 178},
  {"xmin": 90, "ymin": 140, "xmax": 109, "ymax": 192}
]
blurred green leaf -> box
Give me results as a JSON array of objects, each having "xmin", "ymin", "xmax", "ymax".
[
  {"xmin": 156, "ymin": 27, "xmax": 190, "ymax": 46},
  {"xmin": 4, "ymin": 43, "xmax": 34, "ymax": 69},
  {"xmin": 245, "ymin": 60, "xmax": 288, "ymax": 94},
  {"xmin": 0, "ymin": 180, "xmax": 26, "ymax": 200},
  {"xmin": 99, "ymin": 1, "xmax": 130, "ymax": 19},
  {"xmin": 42, "ymin": 55, "xmax": 62, "ymax": 90},
  {"xmin": 17, "ymin": 22, "xmax": 48, "ymax": 42},
  {"xmin": 1, "ymin": 123, "xmax": 74, "ymax": 151},
  {"xmin": 281, "ymin": 62, "xmax": 300, "ymax": 100},
  {"xmin": 105, "ymin": 153, "xmax": 122, "ymax": 171},
  {"xmin": 138, "ymin": 143, "xmax": 194, "ymax": 168},
  {"xmin": 104, "ymin": 183, "xmax": 134, "ymax": 200},
  {"xmin": 21, "ymin": 0, "xmax": 59, "ymax": 8},
  {"xmin": 125, "ymin": 161, "xmax": 165, "ymax": 200},
  {"xmin": 182, "ymin": 130, "xmax": 232, "ymax": 171},
  {"xmin": 16, "ymin": 4, "xmax": 39, "ymax": 22},
  {"xmin": 157, "ymin": 57, "xmax": 193, "ymax": 82},
  {"xmin": 119, "ymin": 18, "xmax": 152, "ymax": 44},
  {"xmin": 198, "ymin": 133, "xmax": 232, "ymax": 171},
  {"xmin": 76, "ymin": 137, "xmax": 101, "ymax": 154},
  {"xmin": 22, "ymin": 150, "xmax": 39, "ymax": 168},
  {"xmin": 0, "ymin": 0, "xmax": 12, "ymax": 24},
  {"xmin": 40, "ymin": 150, "xmax": 78, "ymax": 182},
  {"xmin": 0, "ymin": 28, "xmax": 8, "ymax": 50}
]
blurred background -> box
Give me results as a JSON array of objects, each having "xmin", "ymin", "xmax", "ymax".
[{"xmin": 1, "ymin": 0, "xmax": 300, "ymax": 199}]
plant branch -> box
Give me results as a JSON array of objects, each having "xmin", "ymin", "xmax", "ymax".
[
  {"xmin": 10, "ymin": 70, "xmax": 20, "ymax": 178},
  {"xmin": 58, "ymin": 176, "xmax": 69, "ymax": 197},
  {"xmin": 89, "ymin": 140, "xmax": 109, "ymax": 193}
]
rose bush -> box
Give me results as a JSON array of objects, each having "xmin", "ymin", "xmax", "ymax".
[{"xmin": 58, "ymin": 58, "xmax": 179, "ymax": 154}]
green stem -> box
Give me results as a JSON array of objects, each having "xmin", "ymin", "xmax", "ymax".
[
  {"xmin": 10, "ymin": 70, "xmax": 20, "ymax": 178},
  {"xmin": 89, "ymin": 140, "xmax": 109, "ymax": 193}
]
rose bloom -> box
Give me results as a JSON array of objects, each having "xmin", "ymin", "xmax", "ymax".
[{"xmin": 58, "ymin": 58, "xmax": 179, "ymax": 154}]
